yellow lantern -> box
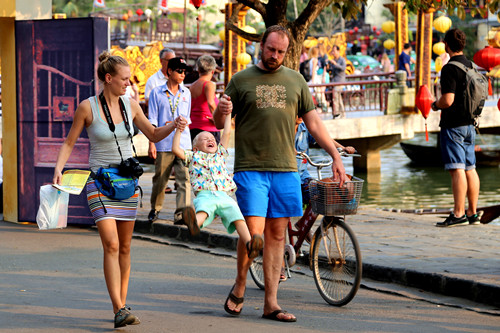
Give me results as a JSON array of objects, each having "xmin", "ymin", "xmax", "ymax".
[
  {"xmin": 381, "ymin": 21, "xmax": 395, "ymax": 34},
  {"xmin": 432, "ymin": 42, "xmax": 446, "ymax": 55},
  {"xmin": 433, "ymin": 16, "xmax": 452, "ymax": 33},
  {"xmin": 236, "ymin": 53, "xmax": 251, "ymax": 66},
  {"xmin": 435, "ymin": 56, "xmax": 443, "ymax": 72},
  {"xmin": 219, "ymin": 29, "xmax": 225, "ymax": 41},
  {"xmin": 383, "ymin": 39, "xmax": 395, "ymax": 50}
]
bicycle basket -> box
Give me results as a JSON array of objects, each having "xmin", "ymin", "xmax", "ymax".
[{"xmin": 309, "ymin": 175, "xmax": 364, "ymax": 216}]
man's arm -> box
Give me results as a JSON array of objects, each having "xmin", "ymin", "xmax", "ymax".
[
  {"xmin": 432, "ymin": 92, "xmax": 455, "ymax": 111},
  {"xmin": 302, "ymin": 110, "xmax": 346, "ymax": 186}
]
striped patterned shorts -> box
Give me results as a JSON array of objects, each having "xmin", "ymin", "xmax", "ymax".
[{"xmin": 86, "ymin": 179, "xmax": 139, "ymax": 223}]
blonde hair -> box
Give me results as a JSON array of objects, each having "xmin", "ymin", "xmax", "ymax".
[
  {"xmin": 308, "ymin": 46, "xmax": 319, "ymax": 58},
  {"xmin": 97, "ymin": 51, "xmax": 129, "ymax": 83}
]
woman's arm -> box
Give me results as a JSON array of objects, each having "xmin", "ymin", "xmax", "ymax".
[
  {"xmin": 130, "ymin": 99, "xmax": 176, "ymax": 143},
  {"xmin": 53, "ymin": 100, "xmax": 90, "ymax": 184},
  {"xmin": 204, "ymin": 81, "xmax": 217, "ymax": 114}
]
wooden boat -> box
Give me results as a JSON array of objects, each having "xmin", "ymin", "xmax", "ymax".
[{"xmin": 400, "ymin": 142, "xmax": 500, "ymax": 167}]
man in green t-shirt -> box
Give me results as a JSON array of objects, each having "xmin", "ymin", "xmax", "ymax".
[{"xmin": 214, "ymin": 25, "xmax": 346, "ymax": 323}]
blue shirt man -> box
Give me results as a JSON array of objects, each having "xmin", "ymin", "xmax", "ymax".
[{"xmin": 147, "ymin": 57, "xmax": 193, "ymax": 224}]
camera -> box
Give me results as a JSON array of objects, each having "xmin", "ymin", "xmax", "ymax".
[{"xmin": 119, "ymin": 157, "xmax": 144, "ymax": 179}]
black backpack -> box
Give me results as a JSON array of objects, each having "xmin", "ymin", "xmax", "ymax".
[
  {"xmin": 299, "ymin": 60, "xmax": 311, "ymax": 82},
  {"xmin": 448, "ymin": 61, "xmax": 488, "ymax": 125}
]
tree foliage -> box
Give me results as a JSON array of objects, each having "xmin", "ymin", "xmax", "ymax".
[
  {"xmin": 404, "ymin": 0, "xmax": 500, "ymax": 21},
  {"xmin": 226, "ymin": 0, "xmax": 368, "ymax": 70}
]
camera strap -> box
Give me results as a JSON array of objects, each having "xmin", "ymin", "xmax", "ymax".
[{"xmin": 99, "ymin": 92, "xmax": 139, "ymax": 160}]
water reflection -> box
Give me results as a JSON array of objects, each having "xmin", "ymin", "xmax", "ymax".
[{"xmin": 227, "ymin": 134, "xmax": 500, "ymax": 224}]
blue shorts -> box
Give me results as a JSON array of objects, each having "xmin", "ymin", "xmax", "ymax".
[
  {"xmin": 233, "ymin": 171, "xmax": 303, "ymax": 218},
  {"xmin": 440, "ymin": 125, "xmax": 476, "ymax": 171},
  {"xmin": 194, "ymin": 191, "xmax": 244, "ymax": 234}
]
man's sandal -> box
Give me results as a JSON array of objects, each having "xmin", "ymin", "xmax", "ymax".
[
  {"xmin": 246, "ymin": 234, "xmax": 264, "ymax": 259},
  {"xmin": 224, "ymin": 284, "xmax": 244, "ymax": 316},
  {"xmin": 262, "ymin": 309, "xmax": 297, "ymax": 322}
]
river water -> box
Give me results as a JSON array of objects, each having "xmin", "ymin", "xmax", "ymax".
[{"xmin": 228, "ymin": 133, "xmax": 500, "ymax": 224}]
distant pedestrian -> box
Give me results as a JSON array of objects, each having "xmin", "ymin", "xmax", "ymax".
[
  {"xmin": 398, "ymin": 43, "xmax": 415, "ymax": 87},
  {"xmin": 145, "ymin": 48, "xmax": 177, "ymax": 194},
  {"xmin": 147, "ymin": 57, "xmax": 193, "ymax": 225},
  {"xmin": 328, "ymin": 45, "xmax": 346, "ymax": 118},
  {"xmin": 189, "ymin": 55, "xmax": 220, "ymax": 144},
  {"xmin": 431, "ymin": 28, "xmax": 482, "ymax": 227}
]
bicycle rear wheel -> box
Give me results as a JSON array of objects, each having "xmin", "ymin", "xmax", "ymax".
[
  {"xmin": 249, "ymin": 251, "xmax": 265, "ymax": 290},
  {"xmin": 311, "ymin": 217, "xmax": 362, "ymax": 306}
]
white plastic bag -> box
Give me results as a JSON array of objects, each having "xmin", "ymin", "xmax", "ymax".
[{"xmin": 36, "ymin": 185, "xmax": 69, "ymax": 230}]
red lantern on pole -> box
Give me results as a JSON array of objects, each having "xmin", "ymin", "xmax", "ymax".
[
  {"xmin": 473, "ymin": 46, "xmax": 500, "ymax": 95},
  {"xmin": 354, "ymin": 27, "xmax": 359, "ymax": 33},
  {"xmin": 349, "ymin": 29, "xmax": 354, "ymax": 35},
  {"xmin": 416, "ymin": 85, "xmax": 433, "ymax": 141},
  {"xmin": 190, "ymin": 0, "xmax": 203, "ymax": 9},
  {"xmin": 136, "ymin": 8, "xmax": 144, "ymax": 16}
]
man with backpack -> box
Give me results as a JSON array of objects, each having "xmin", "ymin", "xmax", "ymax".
[{"xmin": 431, "ymin": 28, "xmax": 485, "ymax": 227}]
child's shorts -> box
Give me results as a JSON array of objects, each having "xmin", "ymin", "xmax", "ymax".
[{"xmin": 194, "ymin": 191, "xmax": 244, "ymax": 234}]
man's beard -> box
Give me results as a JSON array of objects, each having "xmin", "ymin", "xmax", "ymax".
[{"xmin": 261, "ymin": 54, "xmax": 283, "ymax": 71}]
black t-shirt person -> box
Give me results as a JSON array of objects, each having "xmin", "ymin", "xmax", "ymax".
[{"xmin": 439, "ymin": 54, "xmax": 475, "ymax": 128}]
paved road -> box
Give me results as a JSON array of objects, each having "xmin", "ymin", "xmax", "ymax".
[
  {"xmin": 135, "ymin": 171, "xmax": 500, "ymax": 308},
  {"xmin": 1, "ymin": 221, "xmax": 499, "ymax": 333}
]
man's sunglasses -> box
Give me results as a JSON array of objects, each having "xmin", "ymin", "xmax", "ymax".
[{"xmin": 174, "ymin": 69, "xmax": 186, "ymax": 74}]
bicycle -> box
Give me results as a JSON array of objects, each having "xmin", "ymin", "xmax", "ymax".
[{"xmin": 249, "ymin": 150, "xmax": 363, "ymax": 306}]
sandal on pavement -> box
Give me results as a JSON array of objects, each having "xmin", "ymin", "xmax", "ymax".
[
  {"xmin": 262, "ymin": 309, "xmax": 297, "ymax": 322},
  {"xmin": 279, "ymin": 267, "xmax": 287, "ymax": 282},
  {"xmin": 224, "ymin": 284, "xmax": 245, "ymax": 316},
  {"xmin": 182, "ymin": 207, "xmax": 200, "ymax": 236},
  {"xmin": 246, "ymin": 234, "xmax": 264, "ymax": 259}
]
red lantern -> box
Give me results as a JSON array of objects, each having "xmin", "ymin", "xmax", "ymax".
[
  {"xmin": 373, "ymin": 26, "xmax": 377, "ymax": 32},
  {"xmin": 416, "ymin": 85, "xmax": 433, "ymax": 141},
  {"xmin": 136, "ymin": 8, "xmax": 144, "ymax": 16},
  {"xmin": 190, "ymin": 0, "xmax": 203, "ymax": 8},
  {"xmin": 349, "ymin": 29, "xmax": 354, "ymax": 35},
  {"xmin": 473, "ymin": 46, "xmax": 500, "ymax": 95},
  {"xmin": 354, "ymin": 27, "xmax": 359, "ymax": 33},
  {"xmin": 376, "ymin": 30, "xmax": 381, "ymax": 36},
  {"xmin": 497, "ymin": 97, "xmax": 500, "ymax": 111}
]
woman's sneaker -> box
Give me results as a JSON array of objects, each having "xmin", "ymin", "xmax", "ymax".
[
  {"xmin": 114, "ymin": 306, "xmax": 140, "ymax": 328},
  {"xmin": 436, "ymin": 213, "xmax": 468, "ymax": 227},
  {"xmin": 467, "ymin": 210, "xmax": 483, "ymax": 225}
]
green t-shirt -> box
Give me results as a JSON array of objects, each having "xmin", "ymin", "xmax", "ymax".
[{"xmin": 225, "ymin": 65, "xmax": 315, "ymax": 172}]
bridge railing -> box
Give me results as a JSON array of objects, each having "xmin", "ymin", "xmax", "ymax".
[{"xmin": 213, "ymin": 70, "xmax": 500, "ymax": 115}]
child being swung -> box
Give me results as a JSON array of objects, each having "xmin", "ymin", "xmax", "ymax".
[{"xmin": 172, "ymin": 114, "xmax": 264, "ymax": 258}]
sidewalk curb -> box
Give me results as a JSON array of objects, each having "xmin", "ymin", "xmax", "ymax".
[{"xmin": 134, "ymin": 219, "xmax": 500, "ymax": 308}]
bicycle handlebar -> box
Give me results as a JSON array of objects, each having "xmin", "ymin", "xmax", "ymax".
[
  {"xmin": 297, "ymin": 148, "xmax": 360, "ymax": 166},
  {"xmin": 297, "ymin": 149, "xmax": 360, "ymax": 179}
]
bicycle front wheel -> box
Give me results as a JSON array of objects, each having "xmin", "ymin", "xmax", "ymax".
[
  {"xmin": 311, "ymin": 217, "xmax": 362, "ymax": 306},
  {"xmin": 249, "ymin": 251, "xmax": 265, "ymax": 290}
]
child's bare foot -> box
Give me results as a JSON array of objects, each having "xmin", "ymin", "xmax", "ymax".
[{"xmin": 246, "ymin": 234, "xmax": 264, "ymax": 259}]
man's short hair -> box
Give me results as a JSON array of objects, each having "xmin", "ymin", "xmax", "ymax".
[
  {"xmin": 444, "ymin": 28, "xmax": 466, "ymax": 53},
  {"xmin": 261, "ymin": 25, "xmax": 291, "ymax": 46},
  {"xmin": 403, "ymin": 43, "xmax": 411, "ymax": 50},
  {"xmin": 333, "ymin": 45, "xmax": 340, "ymax": 52},
  {"xmin": 159, "ymin": 48, "xmax": 175, "ymax": 60}
]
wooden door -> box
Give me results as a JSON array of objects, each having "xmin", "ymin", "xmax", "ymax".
[{"xmin": 16, "ymin": 18, "xmax": 108, "ymax": 224}]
